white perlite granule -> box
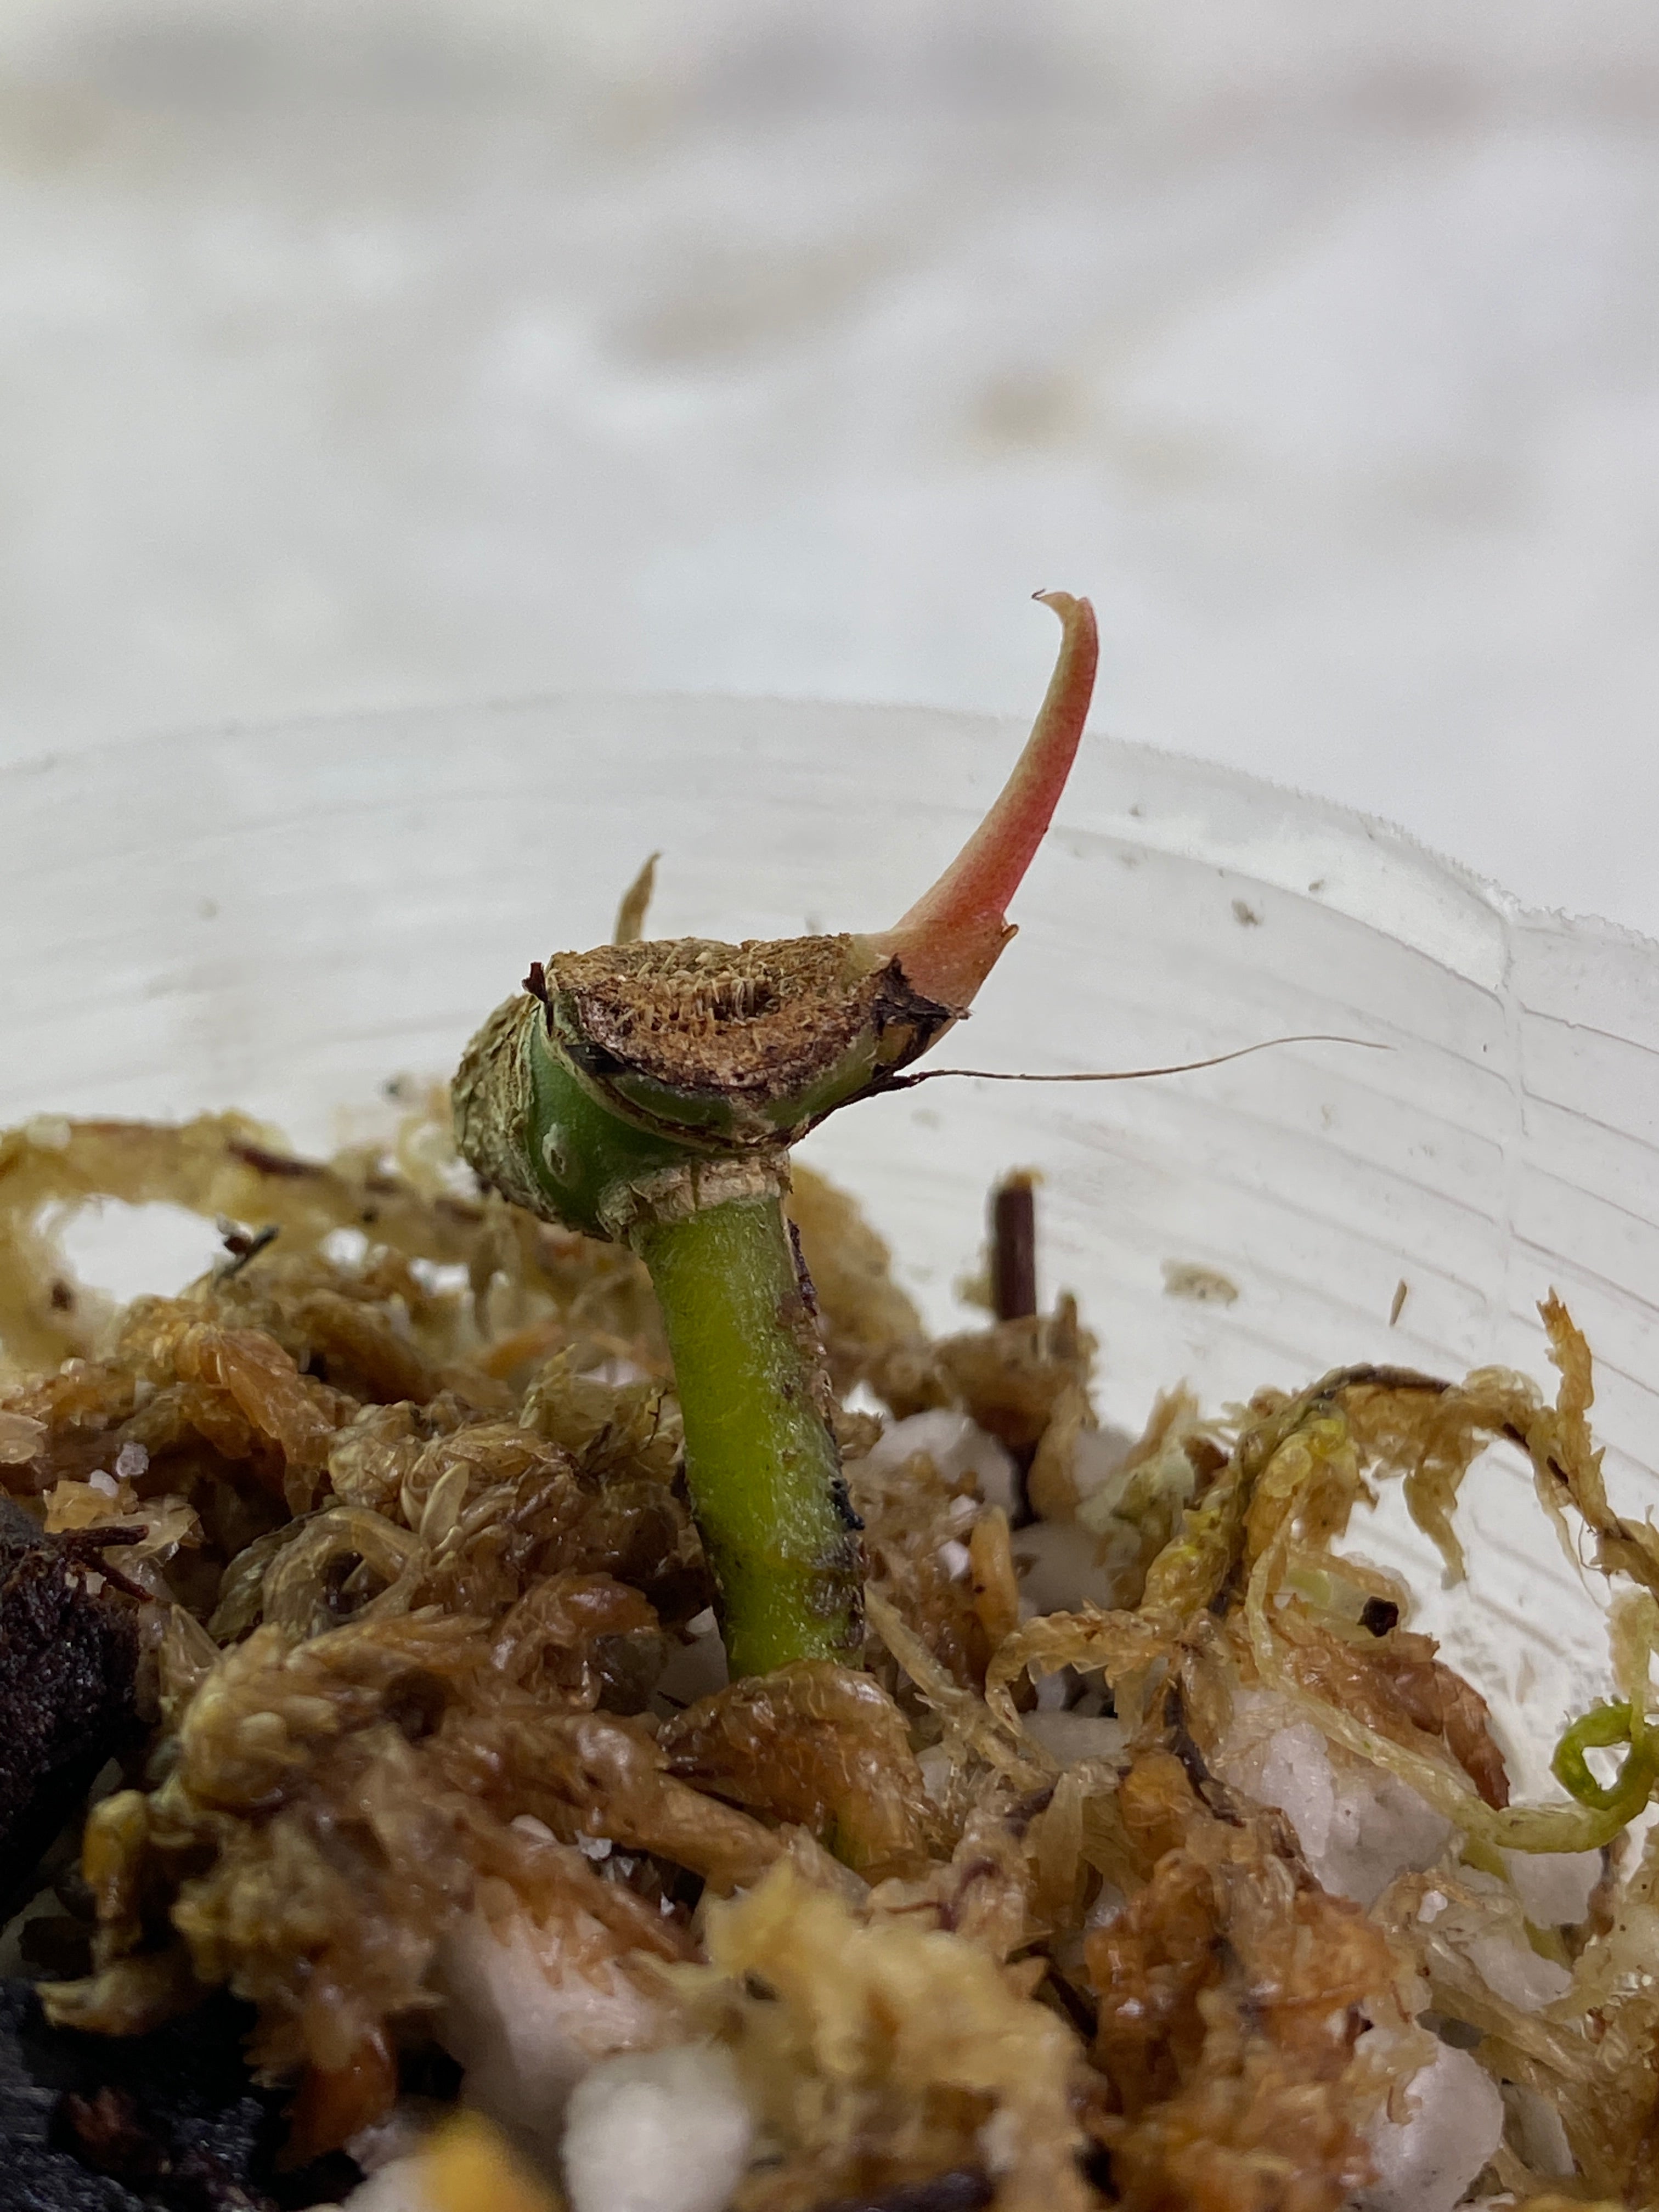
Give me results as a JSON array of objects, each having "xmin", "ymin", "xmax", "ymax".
[
  {"xmin": 1500, "ymin": 1844, "xmax": 1601, "ymax": 1929},
  {"xmin": 1020, "ymin": 1710, "xmax": 1128, "ymax": 1767},
  {"xmin": 1503, "ymin": 2082, "xmax": 1574, "ymax": 2179},
  {"xmin": 561, "ymin": 2042, "xmax": 754, "ymax": 2212},
  {"xmin": 1464, "ymin": 1927, "xmax": 1572, "ymax": 2013},
  {"xmin": 860, "ymin": 1410, "xmax": 1018, "ymax": 1515},
  {"xmin": 1008, "ymin": 1517, "xmax": 1126, "ymax": 1618},
  {"xmin": 1353, "ymin": 2041, "xmax": 1504, "ymax": 2212},
  {"xmin": 1214, "ymin": 1695, "xmax": 1452, "ymax": 1908},
  {"xmin": 345, "ymin": 2104, "xmax": 437, "ymax": 2176},
  {"xmin": 437, "ymin": 1900, "xmax": 664, "ymax": 2154},
  {"xmin": 336, "ymin": 2154, "xmax": 434, "ymax": 2212}
]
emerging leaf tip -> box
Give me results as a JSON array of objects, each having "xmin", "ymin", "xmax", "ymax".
[{"xmin": 873, "ymin": 589, "xmax": 1097, "ymax": 1014}]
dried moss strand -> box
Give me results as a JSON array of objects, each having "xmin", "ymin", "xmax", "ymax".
[{"xmin": 634, "ymin": 1190, "xmax": 862, "ymax": 1679}]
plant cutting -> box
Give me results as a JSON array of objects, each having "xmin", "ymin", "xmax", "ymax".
[{"xmin": 453, "ymin": 591, "xmax": 1098, "ymax": 1678}]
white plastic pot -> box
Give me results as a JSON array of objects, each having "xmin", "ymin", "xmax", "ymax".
[{"xmin": 3, "ymin": 698, "xmax": 1654, "ymax": 1794}]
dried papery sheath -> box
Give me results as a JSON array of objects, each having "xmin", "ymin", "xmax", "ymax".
[{"xmin": 453, "ymin": 594, "xmax": 1097, "ymax": 1681}]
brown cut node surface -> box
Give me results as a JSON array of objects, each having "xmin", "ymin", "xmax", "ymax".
[{"xmin": 548, "ymin": 935, "xmax": 948, "ymax": 1106}]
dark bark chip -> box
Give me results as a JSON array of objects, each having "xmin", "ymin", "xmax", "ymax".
[
  {"xmin": 0, "ymin": 1500, "xmax": 142, "ymax": 1922},
  {"xmin": 0, "ymin": 1979, "xmax": 359, "ymax": 2211}
]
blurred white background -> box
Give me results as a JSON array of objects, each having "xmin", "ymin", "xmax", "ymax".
[{"xmin": 0, "ymin": 0, "xmax": 1654, "ymax": 929}]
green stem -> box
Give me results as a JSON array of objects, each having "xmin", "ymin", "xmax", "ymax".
[{"xmin": 634, "ymin": 1189, "xmax": 862, "ymax": 1679}]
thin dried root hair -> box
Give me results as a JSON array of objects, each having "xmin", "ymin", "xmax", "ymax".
[{"xmin": 883, "ymin": 1031, "xmax": 1388, "ymax": 1091}]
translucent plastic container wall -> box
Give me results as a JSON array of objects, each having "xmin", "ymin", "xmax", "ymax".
[{"xmin": 3, "ymin": 699, "xmax": 1655, "ymax": 1792}]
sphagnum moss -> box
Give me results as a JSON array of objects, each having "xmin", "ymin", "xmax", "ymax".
[{"xmin": 453, "ymin": 591, "xmax": 1098, "ymax": 1678}]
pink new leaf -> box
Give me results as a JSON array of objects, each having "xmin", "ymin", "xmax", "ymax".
[{"xmin": 873, "ymin": 590, "xmax": 1097, "ymax": 1013}]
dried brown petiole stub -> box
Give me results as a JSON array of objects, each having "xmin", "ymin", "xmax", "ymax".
[{"xmin": 453, "ymin": 592, "xmax": 1097, "ymax": 1677}]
